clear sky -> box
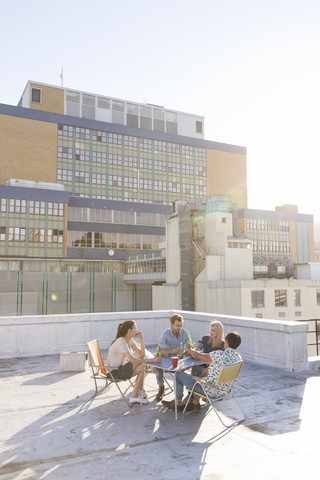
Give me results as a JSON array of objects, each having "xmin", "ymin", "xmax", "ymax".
[{"xmin": 1, "ymin": 0, "xmax": 320, "ymax": 219}]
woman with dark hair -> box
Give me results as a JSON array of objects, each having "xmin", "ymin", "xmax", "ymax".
[{"xmin": 106, "ymin": 320, "xmax": 161, "ymax": 405}]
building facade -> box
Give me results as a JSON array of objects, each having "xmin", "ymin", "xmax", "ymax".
[
  {"xmin": 0, "ymin": 81, "xmax": 247, "ymax": 315},
  {"xmin": 238, "ymin": 204, "xmax": 314, "ymax": 278},
  {"xmin": 153, "ymin": 197, "xmax": 318, "ymax": 323},
  {"xmin": 1, "ymin": 81, "xmax": 247, "ymax": 207}
]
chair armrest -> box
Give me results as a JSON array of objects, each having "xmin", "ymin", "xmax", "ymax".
[
  {"xmin": 89, "ymin": 363, "xmax": 117, "ymax": 371},
  {"xmin": 192, "ymin": 376, "xmax": 216, "ymax": 390}
]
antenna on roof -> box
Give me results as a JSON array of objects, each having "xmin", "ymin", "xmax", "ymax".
[{"xmin": 60, "ymin": 67, "xmax": 64, "ymax": 87}]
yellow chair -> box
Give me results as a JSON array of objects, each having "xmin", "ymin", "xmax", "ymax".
[
  {"xmin": 183, "ymin": 361, "xmax": 246, "ymax": 428},
  {"xmin": 86, "ymin": 339, "xmax": 134, "ymax": 408}
]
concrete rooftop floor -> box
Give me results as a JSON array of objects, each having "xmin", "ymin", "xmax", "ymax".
[{"xmin": 1, "ymin": 353, "xmax": 320, "ymax": 480}]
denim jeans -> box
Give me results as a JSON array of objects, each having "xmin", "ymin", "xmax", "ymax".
[
  {"xmin": 175, "ymin": 371, "xmax": 205, "ymax": 401},
  {"xmin": 155, "ymin": 368, "xmax": 164, "ymax": 385}
]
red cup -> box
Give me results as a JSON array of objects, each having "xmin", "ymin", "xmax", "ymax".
[{"xmin": 171, "ymin": 356, "xmax": 178, "ymax": 368}]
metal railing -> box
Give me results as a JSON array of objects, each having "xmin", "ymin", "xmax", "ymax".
[{"xmin": 298, "ymin": 319, "xmax": 320, "ymax": 356}]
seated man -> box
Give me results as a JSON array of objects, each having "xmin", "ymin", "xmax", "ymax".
[
  {"xmin": 162, "ymin": 331, "xmax": 242, "ymax": 411},
  {"xmin": 155, "ymin": 313, "xmax": 192, "ymax": 401}
]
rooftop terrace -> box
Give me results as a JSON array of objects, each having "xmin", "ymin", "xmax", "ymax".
[{"xmin": 1, "ymin": 352, "xmax": 320, "ymax": 479}]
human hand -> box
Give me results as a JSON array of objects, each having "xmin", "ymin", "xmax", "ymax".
[
  {"xmin": 135, "ymin": 330, "xmax": 143, "ymax": 339},
  {"xmin": 186, "ymin": 343, "xmax": 192, "ymax": 351},
  {"xmin": 152, "ymin": 356, "xmax": 162, "ymax": 363}
]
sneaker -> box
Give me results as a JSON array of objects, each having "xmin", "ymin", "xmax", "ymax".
[
  {"xmin": 139, "ymin": 390, "xmax": 148, "ymax": 399},
  {"xmin": 130, "ymin": 396, "xmax": 149, "ymax": 405},
  {"xmin": 155, "ymin": 385, "xmax": 165, "ymax": 402}
]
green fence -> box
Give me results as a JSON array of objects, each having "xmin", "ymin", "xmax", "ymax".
[{"xmin": 0, "ymin": 271, "xmax": 151, "ymax": 316}]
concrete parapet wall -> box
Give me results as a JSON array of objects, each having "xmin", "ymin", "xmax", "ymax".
[{"xmin": 0, "ymin": 310, "xmax": 308, "ymax": 371}]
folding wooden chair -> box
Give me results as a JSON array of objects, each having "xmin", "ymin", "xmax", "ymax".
[
  {"xmin": 183, "ymin": 361, "xmax": 246, "ymax": 428},
  {"xmin": 86, "ymin": 339, "xmax": 134, "ymax": 408}
]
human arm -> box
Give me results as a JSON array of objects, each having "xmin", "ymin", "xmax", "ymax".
[
  {"xmin": 186, "ymin": 344, "xmax": 212, "ymax": 363},
  {"xmin": 160, "ymin": 346, "xmax": 182, "ymax": 356},
  {"xmin": 130, "ymin": 330, "xmax": 145, "ymax": 358},
  {"xmin": 158, "ymin": 329, "xmax": 182, "ymax": 356},
  {"xmin": 124, "ymin": 348, "xmax": 162, "ymax": 364}
]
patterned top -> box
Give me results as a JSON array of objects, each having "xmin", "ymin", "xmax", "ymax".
[
  {"xmin": 203, "ymin": 348, "xmax": 242, "ymax": 399},
  {"xmin": 158, "ymin": 327, "xmax": 190, "ymax": 353}
]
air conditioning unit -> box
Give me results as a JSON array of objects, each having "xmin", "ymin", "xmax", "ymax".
[{"xmin": 8, "ymin": 179, "xmax": 36, "ymax": 188}]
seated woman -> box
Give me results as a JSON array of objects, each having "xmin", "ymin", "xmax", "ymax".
[
  {"xmin": 106, "ymin": 320, "xmax": 161, "ymax": 405},
  {"xmin": 192, "ymin": 320, "xmax": 224, "ymax": 376},
  {"xmin": 198, "ymin": 320, "xmax": 225, "ymax": 353}
]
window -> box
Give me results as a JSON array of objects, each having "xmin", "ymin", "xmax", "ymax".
[
  {"xmin": 275, "ymin": 290, "xmax": 287, "ymax": 307},
  {"xmin": 294, "ymin": 290, "xmax": 301, "ymax": 307},
  {"xmin": 254, "ymin": 265, "xmax": 268, "ymax": 273},
  {"xmin": 196, "ymin": 121, "xmax": 203, "ymax": 133},
  {"xmin": 0, "ymin": 226, "xmax": 6, "ymax": 241},
  {"xmin": 251, "ymin": 290, "xmax": 264, "ymax": 308},
  {"xmin": 31, "ymin": 87, "xmax": 41, "ymax": 103}
]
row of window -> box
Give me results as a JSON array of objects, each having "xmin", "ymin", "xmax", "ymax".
[
  {"xmin": 58, "ymin": 124, "xmax": 206, "ymax": 157},
  {"xmin": 68, "ymin": 231, "xmax": 163, "ymax": 250},
  {"xmin": 0, "ymin": 227, "xmax": 63, "ymax": 243},
  {"xmin": 124, "ymin": 258, "xmax": 166, "ymax": 274},
  {"xmin": 0, "ymin": 199, "xmax": 64, "ymax": 216},
  {"xmin": 57, "ymin": 168, "xmax": 198, "ymax": 195},
  {"xmin": 251, "ymin": 289, "xmax": 301, "ymax": 308},
  {"xmin": 68, "ymin": 207, "xmax": 167, "ymax": 226},
  {"xmin": 246, "ymin": 219, "xmax": 289, "ymax": 232},
  {"xmin": 252, "ymin": 240, "xmax": 290, "ymax": 254},
  {"xmin": 58, "ymin": 149, "xmax": 207, "ymax": 173}
]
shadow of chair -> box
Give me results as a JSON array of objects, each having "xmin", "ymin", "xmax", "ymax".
[
  {"xmin": 85, "ymin": 339, "xmax": 134, "ymax": 409},
  {"xmin": 183, "ymin": 361, "xmax": 246, "ymax": 429}
]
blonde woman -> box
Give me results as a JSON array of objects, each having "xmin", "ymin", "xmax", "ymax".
[
  {"xmin": 197, "ymin": 320, "xmax": 224, "ymax": 353},
  {"xmin": 106, "ymin": 320, "xmax": 161, "ymax": 405},
  {"xmin": 191, "ymin": 320, "xmax": 224, "ymax": 377}
]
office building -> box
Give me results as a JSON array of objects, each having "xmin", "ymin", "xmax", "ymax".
[
  {"xmin": 0, "ymin": 81, "xmax": 247, "ymax": 315},
  {"xmin": 238, "ymin": 204, "xmax": 314, "ymax": 278},
  {"xmin": 153, "ymin": 197, "xmax": 318, "ymax": 322}
]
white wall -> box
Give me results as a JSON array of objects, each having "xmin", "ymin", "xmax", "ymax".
[
  {"xmin": 166, "ymin": 216, "xmax": 180, "ymax": 284},
  {"xmin": 176, "ymin": 112, "xmax": 204, "ymax": 139},
  {"xmin": 240, "ymin": 278, "xmax": 320, "ymax": 321},
  {"xmin": 205, "ymin": 256, "xmax": 221, "ymax": 281},
  {"xmin": 297, "ymin": 263, "xmax": 320, "ymax": 280},
  {"xmin": 0, "ymin": 310, "xmax": 308, "ymax": 371},
  {"xmin": 152, "ymin": 284, "xmax": 181, "ymax": 310},
  {"xmin": 225, "ymin": 247, "xmax": 253, "ymax": 280},
  {"xmin": 205, "ymin": 285, "xmax": 242, "ymax": 316}
]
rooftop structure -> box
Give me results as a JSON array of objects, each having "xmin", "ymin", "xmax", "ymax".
[
  {"xmin": 0, "ymin": 309, "xmax": 319, "ymax": 479},
  {"xmin": 19, "ymin": 81, "xmax": 206, "ymax": 139}
]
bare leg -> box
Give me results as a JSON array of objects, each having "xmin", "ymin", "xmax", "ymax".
[{"xmin": 131, "ymin": 363, "xmax": 145, "ymax": 398}]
